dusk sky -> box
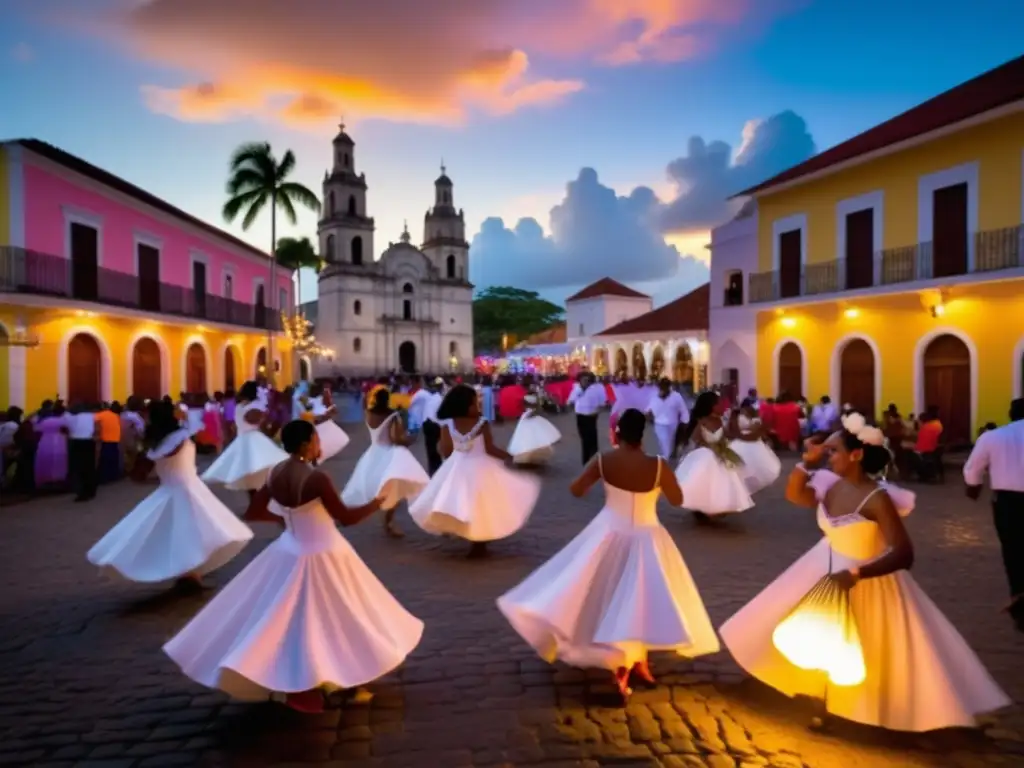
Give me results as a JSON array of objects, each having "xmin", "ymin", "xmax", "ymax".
[{"xmin": 2, "ymin": 0, "xmax": 1022, "ymax": 307}]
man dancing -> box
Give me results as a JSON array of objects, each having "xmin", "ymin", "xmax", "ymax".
[{"xmin": 568, "ymin": 372, "xmax": 606, "ymax": 464}]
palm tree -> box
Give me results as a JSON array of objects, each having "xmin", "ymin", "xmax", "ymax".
[
  {"xmin": 223, "ymin": 142, "xmax": 320, "ymax": 383},
  {"xmin": 275, "ymin": 236, "xmax": 323, "ymax": 313}
]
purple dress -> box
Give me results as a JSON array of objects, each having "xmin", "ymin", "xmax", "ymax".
[{"xmin": 34, "ymin": 416, "xmax": 68, "ymax": 487}]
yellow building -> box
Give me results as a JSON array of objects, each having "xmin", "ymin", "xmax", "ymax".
[
  {"xmin": 741, "ymin": 54, "xmax": 1024, "ymax": 446},
  {"xmin": 0, "ymin": 139, "xmax": 295, "ymax": 411}
]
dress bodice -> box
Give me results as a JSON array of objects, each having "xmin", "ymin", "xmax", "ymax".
[
  {"xmin": 598, "ymin": 456, "xmax": 663, "ymax": 529},
  {"xmin": 268, "ymin": 498, "xmax": 342, "ymax": 553},
  {"xmin": 367, "ymin": 412, "xmax": 397, "ymax": 446},
  {"xmin": 816, "ymin": 504, "xmax": 887, "ymax": 563},
  {"xmin": 448, "ymin": 419, "xmax": 486, "ymax": 456},
  {"xmin": 701, "ymin": 426, "xmax": 724, "ymax": 443},
  {"xmin": 149, "ymin": 430, "xmax": 197, "ymax": 486},
  {"xmin": 235, "ymin": 401, "xmax": 261, "ymax": 434}
]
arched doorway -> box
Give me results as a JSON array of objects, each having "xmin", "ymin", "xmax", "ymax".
[
  {"xmin": 631, "ymin": 343, "xmax": 647, "ymax": 380},
  {"xmin": 132, "ymin": 337, "xmax": 162, "ymax": 401},
  {"xmin": 399, "ymin": 341, "xmax": 416, "ymax": 373},
  {"xmin": 255, "ymin": 347, "xmax": 267, "ymax": 378},
  {"xmin": 68, "ymin": 333, "xmax": 102, "ymax": 405},
  {"xmin": 186, "ymin": 343, "xmax": 207, "ymax": 394},
  {"xmin": 594, "ymin": 348, "xmax": 609, "ymax": 375},
  {"xmin": 923, "ymin": 334, "xmax": 971, "ymax": 446},
  {"xmin": 777, "ymin": 342, "xmax": 803, "ymax": 399},
  {"xmin": 614, "ymin": 348, "xmax": 628, "ymax": 376},
  {"xmin": 650, "ymin": 346, "xmax": 666, "ymax": 379},
  {"xmin": 674, "ymin": 345, "xmax": 694, "ymax": 384},
  {"xmin": 839, "ymin": 339, "xmax": 876, "ymax": 418},
  {"xmin": 224, "ymin": 346, "xmax": 238, "ymax": 392}
]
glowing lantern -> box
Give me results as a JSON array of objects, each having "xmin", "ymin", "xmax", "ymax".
[{"xmin": 771, "ymin": 575, "xmax": 866, "ymax": 687}]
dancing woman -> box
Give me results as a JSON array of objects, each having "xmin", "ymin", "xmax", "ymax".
[
  {"xmin": 719, "ymin": 413, "xmax": 1010, "ymax": 731},
  {"xmin": 164, "ymin": 420, "xmax": 423, "ymax": 714},
  {"xmin": 674, "ymin": 390, "xmax": 754, "ymax": 520},
  {"xmin": 507, "ymin": 380, "xmax": 562, "ymax": 465},
  {"xmin": 728, "ymin": 404, "xmax": 782, "ymax": 494},
  {"xmin": 87, "ymin": 400, "xmax": 253, "ymax": 590},
  {"xmin": 310, "ymin": 384, "xmax": 350, "ymax": 462},
  {"xmin": 498, "ymin": 409, "xmax": 719, "ymax": 701}
]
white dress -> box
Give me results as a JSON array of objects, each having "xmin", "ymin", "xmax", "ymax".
[
  {"xmin": 720, "ymin": 471, "xmax": 1011, "ymax": 731},
  {"xmin": 311, "ymin": 396, "xmax": 350, "ymax": 462},
  {"xmin": 87, "ymin": 429, "xmax": 253, "ymax": 582},
  {"xmin": 341, "ymin": 412, "xmax": 430, "ymax": 510},
  {"xmin": 729, "ymin": 415, "xmax": 782, "ymax": 494},
  {"xmin": 409, "ymin": 418, "xmax": 541, "ymax": 542},
  {"xmin": 202, "ymin": 401, "xmax": 289, "ymax": 490},
  {"xmin": 507, "ymin": 395, "xmax": 561, "ymax": 464},
  {"xmin": 674, "ymin": 426, "xmax": 755, "ymax": 515},
  {"xmin": 163, "ymin": 489, "xmax": 424, "ymax": 700},
  {"xmin": 498, "ymin": 456, "xmax": 719, "ymax": 670}
]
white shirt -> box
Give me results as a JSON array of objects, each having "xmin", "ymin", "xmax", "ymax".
[
  {"xmin": 810, "ymin": 403, "xmax": 837, "ymax": 432},
  {"xmin": 568, "ymin": 382, "xmax": 606, "ymax": 415},
  {"xmin": 421, "ymin": 391, "xmax": 444, "ymax": 424},
  {"xmin": 408, "ymin": 389, "xmax": 432, "ymax": 424},
  {"xmin": 65, "ymin": 412, "xmax": 96, "ymax": 440},
  {"xmin": 963, "ymin": 420, "xmax": 1024, "ymax": 492},
  {"xmin": 647, "ymin": 390, "xmax": 690, "ymax": 426},
  {"xmin": 0, "ymin": 421, "xmax": 17, "ymax": 449}
]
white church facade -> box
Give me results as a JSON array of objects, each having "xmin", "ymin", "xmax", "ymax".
[{"xmin": 312, "ymin": 125, "xmax": 474, "ymax": 377}]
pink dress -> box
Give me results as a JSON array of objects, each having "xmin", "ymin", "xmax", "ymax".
[{"xmin": 34, "ymin": 416, "xmax": 68, "ymax": 487}]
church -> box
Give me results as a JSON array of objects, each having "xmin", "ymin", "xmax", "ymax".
[{"xmin": 311, "ymin": 124, "xmax": 475, "ymax": 377}]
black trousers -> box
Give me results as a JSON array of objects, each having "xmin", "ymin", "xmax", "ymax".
[
  {"xmin": 576, "ymin": 413, "xmax": 599, "ymax": 465},
  {"xmin": 993, "ymin": 490, "xmax": 1024, "ymax": 618},
  {"xmin": 422, "ymin": 420, "xmax": 443, "ymax": 476},
  {"xmin": 70, "ymin": 438, "xmax": 98, "ymax": 500}
]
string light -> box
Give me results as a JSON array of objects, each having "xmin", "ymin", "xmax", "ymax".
[{"xmin": 281, "ymin": 312, "xmax": 334, "ymax": 359}]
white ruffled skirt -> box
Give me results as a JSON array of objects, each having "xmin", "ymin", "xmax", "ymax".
[
  {"xmin": 729, "ymin": 438, "xmax": 782, "ymax": 494},
  {"xmin": 316, "ymin": 420, "xmax": 350, "ymax": 462},
  {"xmin": 201, "ymin": 430, "xmax": 289, "ymax": 491},
  {"xmin": 674, "ymin": 446, "xmax": 755, "ymax": 515},
  {"xmin": 508, "ymin": 413, "xmax": 562, "ymax": 464},
  {"xmin": 341, "ymin": 444, "xmax": 429, "ymax": 510}
]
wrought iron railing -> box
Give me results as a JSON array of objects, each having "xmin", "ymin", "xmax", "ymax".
[{"xmin": 0, "ymin": 246, "xmax": 282, "ymax": 330}]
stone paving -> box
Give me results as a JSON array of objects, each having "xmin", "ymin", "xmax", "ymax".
[{"xmin": 0, "ymin": 413, "xmax": 1022, "ymax": 768}]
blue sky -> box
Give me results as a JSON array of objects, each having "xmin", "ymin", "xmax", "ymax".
[{"xmin": 1, "ymin": 0, "xmax": 1021, "ymax": 306}]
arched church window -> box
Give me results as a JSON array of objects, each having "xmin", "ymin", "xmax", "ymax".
[
  {"xmin": 344, "ymin": 153, "xmax": 350, "ymax": 168},
  {"xmin": 353, "ymin": 299, "xmax": 361, "ymax": 315},
  {"xmin": 402, "ymin": 282, "xmax": 414, "ymax": 294},
  {"xmin": 446, "ymin": 255, "xmax": 456, "ymax": 278},
  {"xmin": 449, "ymin": 341, "xmax": 458, "ymax": 355},
  {"xmin": 353, "ymin": 337, "xmax": 361, "ymax": 353},
  {"xmin": 328, "ymin": 192, "xmax": 335, "ymax": 215},
  {"xmin": 403, "ymin": 299, "xmax": 412, "ymax": 320},
  {"xmin": 347, "ymin": 195, "xmax": 356, "ymax": 216},
  {"xmin": 351, "ymin": 236, "xmax": 363, "ymax": 266},
  {"xmin": 325, "ymin": 234, "xmax": 335, "ymax": 261},
  {"xmin": 443, "ymin": 191, "xmax": 450, "ymax": 204}
]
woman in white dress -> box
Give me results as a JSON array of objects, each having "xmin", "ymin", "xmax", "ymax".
[
  {"xmin": 720, "ymin": 413, "xmax": 1010, "ymax": 731},
  {"xmin": 342, "ymin": 388, "xmax": 430, "ymax": 538},
  {"xmin": 674, "ymin": 390, "xmax": 754, "ymax": 521},
  {"xmin": 498, "ymin": 409, "xmax": 720, "ymax": 701},
  {"xmin": 409, "ymin": 384, "xmax": 541, "ymax": 557},
  {"xmin": 729, "ymin": 405, "xmax": 782, "ymax": 494},
  {"xmin": 309, "ymin": 384, "xmax": 350, "ymax": 462},
  {"xmin": 202, "ymin": 381, "xmax": 289, "ymax": 501},
  {"xmin": 87, "ymin": 400, "xmax": 253, "ymax": 590},
  {"xmin": 507, "ymin": 384, "xmax": 562, "ymax": 465},
  {"xmin": 164, "ymin": 419, "xmax": 423, "ymax": 714}
]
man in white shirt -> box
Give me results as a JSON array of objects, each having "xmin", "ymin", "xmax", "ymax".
[
  {"xmin": 809, "ymin": 395, "xmax": 838, "ymax": 435},
  {"xmin": 964, "ymin": 398, "xmax": 1024, "ymax": 632},
  {"xmin": 417, "ymin": 377, "xmax": 446, "ymax": 475},
  {"xmin": 568, "ymin": 372, "xmax": 606, "ymax": 464},
  {"xmin": 646, "ymin": 378, "xmax": 690, "ymax": 459},
  {"xmin": 66, "ymin": 402, "xmax": 100, "ymax": 502}
]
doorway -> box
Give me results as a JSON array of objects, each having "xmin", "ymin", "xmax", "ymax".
[{"xmin": 398, "ymin": 341, "xmax": 416, "ymax": 373}]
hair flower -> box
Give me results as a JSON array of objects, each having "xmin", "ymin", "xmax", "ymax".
[
  {"xmin": 857, "ymin": 426, "xmax": 885, "ymax": 446},
  {"xmin": 841, "ymin": 412, "xmax": 867, "ymax": 435}
]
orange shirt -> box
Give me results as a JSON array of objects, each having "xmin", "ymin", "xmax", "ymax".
[
  {"xmin": 95, "ymin": 410, "xmax": 121, "ymax": 443},
  {"xmin": 915, "ymin": 420, "xmax": 943, "ymax": 452}
]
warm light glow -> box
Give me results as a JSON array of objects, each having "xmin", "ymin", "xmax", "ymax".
[
  {"xmin": 931, "ymin": 303, "xmax": 946, "ymax": 318},
  {"xmin": 781, "ymin": 317, "xmax": 797, "ymax": 329},
  {"xmin": 75, "ymin": 310, "xmax": 95, "ymax": 318},
  {"xmin": 843, "ymin": 308, "xmax": 859, "ymax": 319},
  {"xmin": 196, "ymin": 324, "xmax": 208, "ymax": 332},
  {"xmin": 772, "ymin": 603, "xmax": 866, "ymax": 687}
]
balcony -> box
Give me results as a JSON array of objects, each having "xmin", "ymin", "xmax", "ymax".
[
  {"xmin": 0, "ymin": 246, "xmax": 282, "ymax": 331},
  {"xmin": 748, "ymin": 225, "xmax": 1023, "ymax": 304}
]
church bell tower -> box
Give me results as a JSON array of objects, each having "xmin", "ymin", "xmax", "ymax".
[
  {"xmin": 317, "ymin": 121, "xmax": 375, "ymax": 268},
  {"xmin": 421, "ymin": 162, "xmax": 469, "ymax": 283}
]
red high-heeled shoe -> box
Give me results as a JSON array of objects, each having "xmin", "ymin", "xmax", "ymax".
[{"xmin": 285, "ymin": 690, "xmax": 325, "ymax": 713}]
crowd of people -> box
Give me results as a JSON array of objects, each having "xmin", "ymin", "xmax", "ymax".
[{"xmin": 1, "ymin": 368, "xmax": 1021, "ymax": 739}]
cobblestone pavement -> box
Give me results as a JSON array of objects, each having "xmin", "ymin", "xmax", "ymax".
[{"xmin": 1, "ymin": 414, "xmax": 1022, "ymax": 768}]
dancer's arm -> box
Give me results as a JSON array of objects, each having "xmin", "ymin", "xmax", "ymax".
[
  {"xmin": 835, "ymin": 491, "xmax": 914, "ymax": 587},
  {"xmin": 314, "ymin": 472, "xmax": 382, "ymax": 525},
  {"xmin": 569, "ymin": 457, "xmax": 601, "ymax": 498},
  {"xmin": 658, "ymin": 459, "xmax": 684, "ymax": 507},
  {"xmin": 439, "ymin": 425, "xmax": 454, "ymax": 458},
  {"xmin": 244, "ymin": 485, "xmax": 284, "ymax": 526},
  {"xmin": 481, "ymin": 422, "xmax": 511, "ymax": 461},
  {"xmin": 784, "ymin": 442, "xmax": 825, "ymax": 507},
  {"xmin": 389, "ymin": 416, "xmax": 414, "ymax": 447}
]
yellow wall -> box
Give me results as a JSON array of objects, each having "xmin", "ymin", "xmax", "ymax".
[
  {"xmin": 755, "ymin": 280, "xmax": 1024, "ymax": 431},
  {"xmin": 756, "ymin": 112, "xmax": 1024, "ymax": 270},
  {"xmin": 1, "ymin": 305, "xmax": 293, "ymax": 409}
]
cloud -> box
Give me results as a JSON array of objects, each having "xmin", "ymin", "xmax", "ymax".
[
  {"xmin": 37, "ymin": 0, "xmax": 790, "ymax": 127},
  {"xmin": 469, "ymin": 167, "xmax": 708, "ymax": 303},
  {"xmin": 10, "ymin": 42, "xmax": 34, "ymax": 63},
  {"xmin": 660, "ymin": 110, "xmax": 815, "ymax": 232}
]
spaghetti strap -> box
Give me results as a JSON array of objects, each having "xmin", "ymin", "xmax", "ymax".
[
  {"xmin": 853, "ymin": 486, "xmax": 884, "ymax": 516},
  {"xmin": 652, "ymin": 458, "xmax": 662, "ymax": 491}
]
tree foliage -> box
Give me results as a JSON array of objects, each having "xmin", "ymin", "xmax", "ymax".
[
  {"xmin": 275, "ymin": 236, "xmax": 322, "ymax": 310},
  {"xmin": 472, "ymin": 286, "xmax": 564, "ymax": 353}
]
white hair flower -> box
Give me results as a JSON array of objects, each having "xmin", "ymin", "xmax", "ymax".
[
  {"xmin": 841, "ymin": 412, "xmax": 867, "ymax": 435},
  {"xmin": 857, "ymin": 425, "xmax": 885, "ymax": 446}
]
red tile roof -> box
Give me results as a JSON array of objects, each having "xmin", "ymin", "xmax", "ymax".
[
  {"xmin": 737, "ymin": 54, "xmax": 1024, "ymax": 198},
  {"xmin": 565, "ymin": 277, "xmax": 649, "ymax": 303},
  {"xmin": 524, "ymin": 323, "xmax": 567, "ymax": 345},
  {"xmin": 596, "ymin": 283, "xmax": 709, "ymax": 336},
  {"xmin": 10, "ymin": 139, "xmax": 284, "ymax": 264}
]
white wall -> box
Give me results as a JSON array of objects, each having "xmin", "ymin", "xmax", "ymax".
[
  {"xmin": 708, "ymin": 208, "xmax": 759, "ymax": 393},
  {"xmin": 567, "ymin": 295, "xmax": 652, "ymax": 341}
]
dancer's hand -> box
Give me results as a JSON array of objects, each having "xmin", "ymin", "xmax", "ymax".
[
  {"xmin": 801, "ymin": 441, "xmax": 826, "ymax": 466},
  {"xmin": 832, "ymin": 569, "xmax": 859, "ymax": 589}
]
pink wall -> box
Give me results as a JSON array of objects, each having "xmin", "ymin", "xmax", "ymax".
[{"xmin": 21, "ymin": 154, "xmax": 293, "ymax": 309}]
